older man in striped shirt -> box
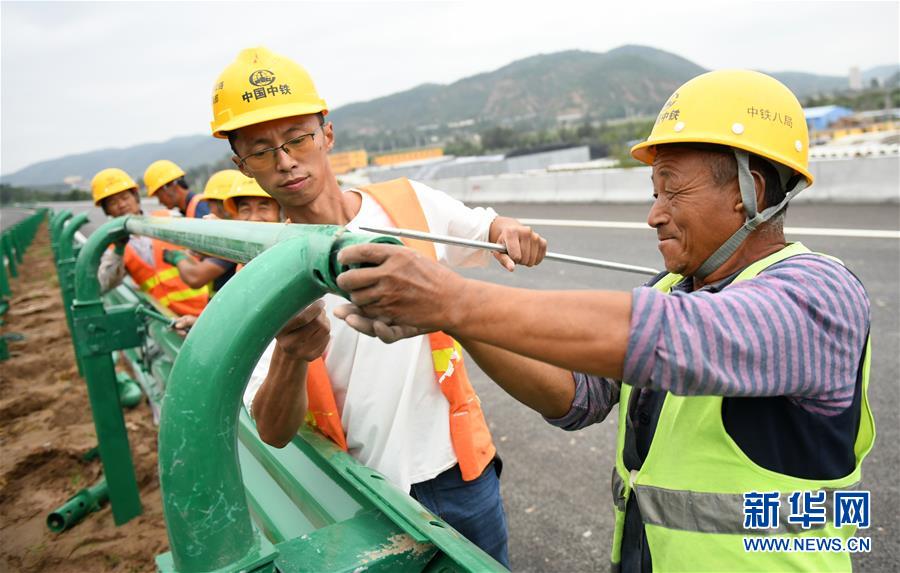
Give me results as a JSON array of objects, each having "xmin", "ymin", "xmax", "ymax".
[{"xmin": 336, "ymin": 70, "xmax": 874, "ymax": 572}]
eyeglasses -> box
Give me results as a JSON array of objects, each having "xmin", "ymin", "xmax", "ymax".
[{"xmin": 238, "ymin": 126, "xmax": 322, "ymax": 171}]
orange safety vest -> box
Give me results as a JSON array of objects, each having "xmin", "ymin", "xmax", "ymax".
[
  {"xmin": 305, "ymin": 178, "xmax": 496, "ymax": 481},
  {"xmin": 184, "ymin": 193, "xmax": 207, "ymax": 218},
  {"xmin": 123, "ymin": 238, "xmax": 208, "ymax": 316}
]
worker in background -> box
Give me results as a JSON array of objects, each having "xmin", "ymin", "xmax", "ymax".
[
  {"xmin": 160, "ymin": 170, "xmax": 246, "ymax": 294},
  {"xmin": 171, "ymin": 176, "xmax": 284, "ymax": 333},
  {"xmin": 91, "ymin": 167, "xmax": 208, "ymax": 316},
  {"xmin": 143, "ymin": 159, "xmax": 211, "ymax": 218},
  {"xmin": 202, "ymin": 169, "xmax": 243, "ymax": 219},
  {"xmin": 212, "ymin": 46, "xmax": 548, "ymax": 567},
  {"xmin": 223, "ymin": 174, "xmax": 283, "ymax": 224},
  {"xmin": 335, "ymin": 70, "xmax": 875, "ymax": 572}
]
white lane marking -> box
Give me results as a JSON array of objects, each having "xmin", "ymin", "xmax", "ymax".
[{"xmin": 517, "ymin": 218, "xmax": 900, "ymax": 239}]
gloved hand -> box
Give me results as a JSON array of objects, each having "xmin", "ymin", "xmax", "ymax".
[
  {"xmin": 113, "ymin": 238, "xmax": 128, "ymax": 255},
  {"xmin": 162, "ymin": 249, "xmax": 189, "ymax": 266}
]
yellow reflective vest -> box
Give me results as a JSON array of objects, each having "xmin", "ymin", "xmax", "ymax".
[{"xmin": 611, "ymin": 243, "xmax": 875, "ymax": 572}]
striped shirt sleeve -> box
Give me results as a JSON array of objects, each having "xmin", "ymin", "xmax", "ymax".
[
  {"xmin": 544, "ymin": 372, "xmax": 621, "ymax": 431},
  {"xmin": 624, "ymin": 255, "xmax": 870, "ymax": 415}
]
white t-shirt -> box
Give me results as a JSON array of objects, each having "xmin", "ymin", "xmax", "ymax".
[{"xmin": 244, "ymin": 180, "xmax": 497, "ymax": 492}]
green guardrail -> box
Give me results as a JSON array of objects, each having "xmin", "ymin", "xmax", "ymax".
[
  {"xmin": 49, "ymin": 213, "xmax": 507, "ymax": 573},
  {"xmin": 1, "ymin": 207, "xmax": 49, "ymax": 360}
]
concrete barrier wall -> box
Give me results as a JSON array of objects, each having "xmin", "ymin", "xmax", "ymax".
[{"xmin": 426, "ymin": 155, "xmax": 900, "ymax": 204}]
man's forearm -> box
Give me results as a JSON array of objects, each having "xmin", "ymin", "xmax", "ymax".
[
  {"xmin": 175, "ymin": 259, "xmax": 224, "ymax": 288},
  {"xmin": 98, "ymin": 250, "xmax": 126, "ymax": 293},
  {"xmin": 460, "ymin": 338, "xmax": 576, "ymax": 418},
  {"xmin": 450, "ymin": 280, "xmax": 632, "ymax": 379},
  {"xmin": 251, "ymin": 345, "xmax": 310, "ymax": 448}
]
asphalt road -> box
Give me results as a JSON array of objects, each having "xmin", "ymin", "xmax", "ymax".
[{"xmin": 4, "ymin": 200, "xmax": 898, "ymax": 572}]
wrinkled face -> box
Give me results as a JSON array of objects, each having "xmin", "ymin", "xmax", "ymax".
[
  {"xmin": 206, "ymin": 199, "xmax": 229, "ymax": 219},
  {"xmin": 230, "ymin": 114, "xmax": 333, "ymax": 212},
  {"xmin": 102, "ymin": 189, "xmax": 141, "ymax": 217},
  {"xmin": 235, "ymin": 196, "xmax": 281, "ymax": 223},
  {"xmin": 648, "ymin": 147, "xmax": 743, "ymax": 276},
  {"xmin": 156, "ymin": 183, "xmax": 180, "ymax": 209}
]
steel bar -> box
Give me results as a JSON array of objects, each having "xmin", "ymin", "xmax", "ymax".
[{"xmin": 359, "ymin": 225, "xmax": 660, "ymax": 276}]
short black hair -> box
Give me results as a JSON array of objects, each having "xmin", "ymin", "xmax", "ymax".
[{"xmin": 226, "ymin": 112, "xmax": 326, "ymax": 156}]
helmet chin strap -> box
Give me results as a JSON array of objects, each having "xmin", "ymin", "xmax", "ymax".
[{"xmin": 693, "ymin": 149, "xmax": 808, "ymax": 281}]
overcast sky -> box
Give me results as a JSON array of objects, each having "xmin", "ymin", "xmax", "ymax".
[{"xmin": 1, "ymin": 0, "xmax": 898, "ymax": 175}]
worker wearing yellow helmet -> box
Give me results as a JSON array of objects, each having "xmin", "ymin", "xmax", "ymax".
[
  {"xmin": 144, "ymin": 159, "xmax": 211, "ymax": 219},
  {"xmin": 201, "ymin": 169, "xmax": 243, "ymax": 219},
  {"xmin": 213, "ymin": 46, "xmax": 551, "ymax": 567},
  {"xmin": 91, "ymin": 168, "xmax": 208, "ymax": 316},
  {"xmin": 159, "ymin": 170, "xmax": 249, "ymax": 295},
  {"xmin": 335, "ymin": 70, "xmax": 874, "ymax": 572},
  {"xmin": 222, "ymin": 174, "xmax": 283, "ymax": 223}
]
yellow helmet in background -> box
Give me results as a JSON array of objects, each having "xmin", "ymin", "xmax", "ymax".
[
  {"xmin": 143, "ymin": 160, "xmax": 186, "ymax": 196},
  {"xmin": 91, "ymin": 168, "xmax": 138, "ymax": 205},
  {"xmin": 202, "ymin": 169, "xmax": 243, "ymax": 201},
  {"xmin": 631, "ymin": 69, "xmax": 813, "ymax": 186},
  {"xmin": 223, "ymin": 174, "xmax": 275, "ymax": 216},
  {"xmin": 210, "ymin": 46, "xmax": 328, "ymax": 139}
]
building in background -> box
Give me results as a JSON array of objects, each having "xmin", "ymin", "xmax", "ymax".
[
  {"xmin": 329, "ymin": 149, "xmax": 368, "ymax": 175},
  {"xmin": 805, "ymin": 105, "xmax": 854, "ymax": 132},
  {"xmin": 372, "ymin": 147, "xmax": 443, "ymax": 166},
  {"xmin": 849, "ymin": 66, "xmax": 863, "ymax": 91}
]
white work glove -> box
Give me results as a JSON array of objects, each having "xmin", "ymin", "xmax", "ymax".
[{"xmin": 333, "ymin": 303, "xmax": 429, "ymax": 344}]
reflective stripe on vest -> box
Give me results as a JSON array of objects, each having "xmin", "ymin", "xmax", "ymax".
[
  {"xmin": 139, "ymin": 266, "xmax": 181, "ymax": 291},
  {"xmin": 304, "ymin": 177, "xmax": 496, "ymax": 481},
  {"xmin": 610, "ymin": 242, "xmax": 876, "ymax": 572},
  {"xmin": 123, "ymin": 240, "xmax": 208, "ymax": 316}
]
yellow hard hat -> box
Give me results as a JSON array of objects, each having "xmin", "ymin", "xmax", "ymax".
[
  {"xmin": 202, "ymin": 169, "xmax": 243, "ymax": 201},
  {"xmin": 91, "ymin": 168, "xmax": 138, "ymax": 205},
  {"xmin": 631, "ymin": 69, "xmax": 813, "ymax": 186},
  {"xmin": 210, "ymin": 46, "xmax": 328, "ymax": 139},
  {"xmin": 143, "ymin": 160, "xmax": 186, "ymax": 196},
  {"xmin": 223, "ymin": 175, "xmax": 275, "ymax": 216}
]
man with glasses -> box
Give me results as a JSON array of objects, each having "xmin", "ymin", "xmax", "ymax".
[{"xmin": 211, "ymin": 46, "xmax": 547, "ymax": 568}]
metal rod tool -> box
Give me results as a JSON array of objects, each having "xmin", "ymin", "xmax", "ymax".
[{"xmin": 358, "ymin": 226, "xmax": 660, "ymax": 276}]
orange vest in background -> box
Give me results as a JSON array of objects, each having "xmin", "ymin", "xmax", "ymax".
[
  {"xmin": 123, "ymin": 239, "xmax": 208, "ymax": 316},
  {"xmin": 185, "ymin": 194, "xmax": 207, "ymax": 218},
  {"xmin": 305, "ymin": 178, "xmax": 496, "ymax": 482}
]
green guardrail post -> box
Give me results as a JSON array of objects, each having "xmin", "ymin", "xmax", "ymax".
[
  {"xmin": 72, "ymin": 217, "xmax": 144, "ymax": 526},
  {"xmin": 58, "ymin": 213, "xmax": 90, "ymax": 376},
  {"xmin": 46, "ymin": 478, "xmax": 109, "ymax": 533},
  {"xmin": 2, "ymin": 235, "xmax": 18, "ymax": 278},
  {"xmin": 156, "ymin": 227, "xmax": 398, "ymax": 573},
  {"xmin": 0, "ymin": 245, "xmax": 10, "ymax": 298},
  {"xmin": 50, "ymin": 210, "xmax": 73, "ymax": 260}
]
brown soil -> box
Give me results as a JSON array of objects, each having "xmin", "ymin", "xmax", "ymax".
[{"xmin": 0, "ymin": 225, "xmax": 168, "ymax": 573}]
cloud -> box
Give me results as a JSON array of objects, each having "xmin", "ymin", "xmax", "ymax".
[{"xmin": 2, "ymin": 0, "xmax": 897, "ymax": 175}]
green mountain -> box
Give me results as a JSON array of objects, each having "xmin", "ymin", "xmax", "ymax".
[
  {"xmin": 329, "ymin": 45, "xmax": 706, "ymax": 136},
  {"xmin": 3, "ymin": 44, "xmax": 891, "ymax": 188},
  {"xmin": 2, "ymin": 135, "xmax": 231, "ymax": 189}
]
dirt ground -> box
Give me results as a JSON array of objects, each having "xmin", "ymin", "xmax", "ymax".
[{"xmin": 0, "ymin": 225, "xmax": 168, "ymax": 572}]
